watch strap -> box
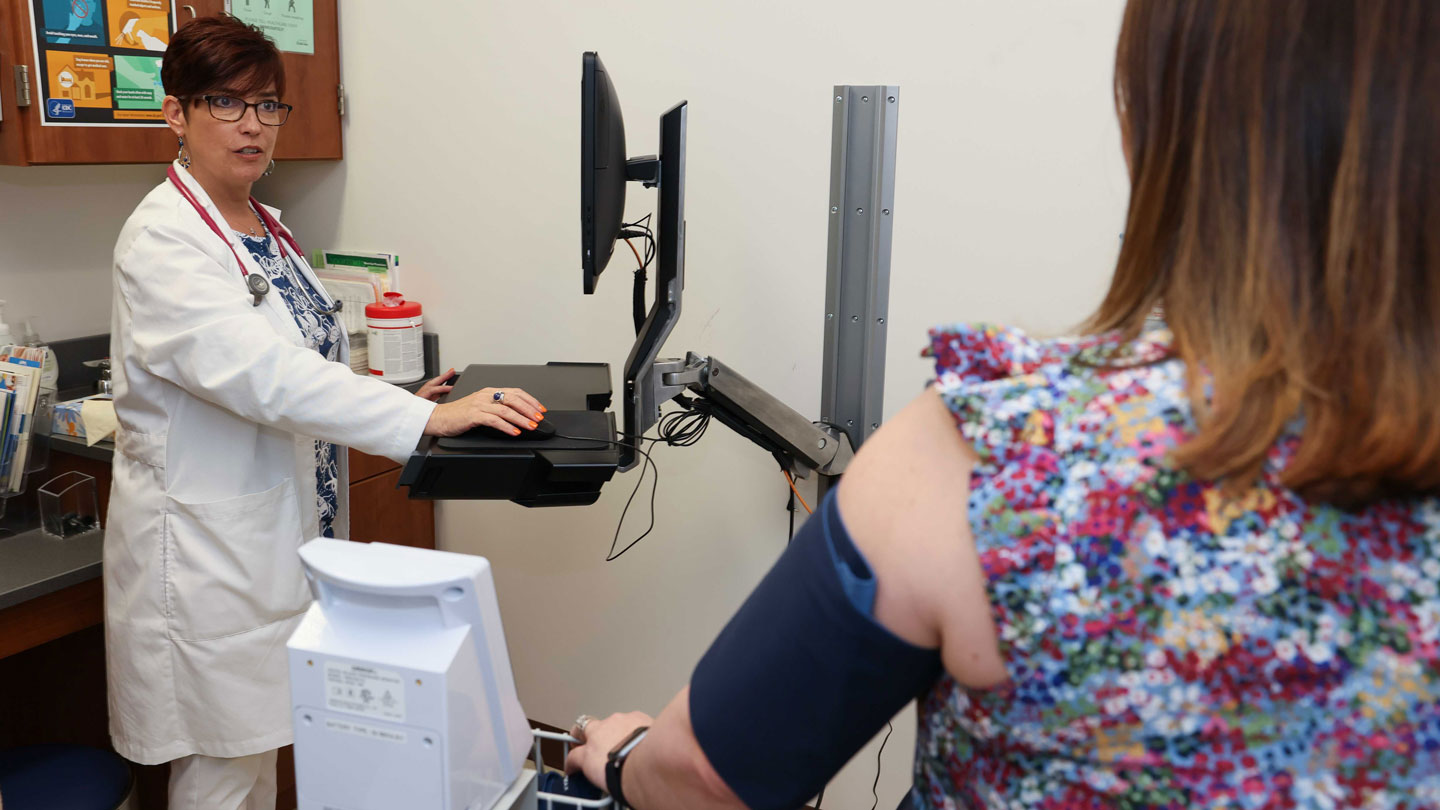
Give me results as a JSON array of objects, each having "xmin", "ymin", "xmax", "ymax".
[{"xmin": 605, "ymin": 725, "xmax": 650, "ymax": 809}]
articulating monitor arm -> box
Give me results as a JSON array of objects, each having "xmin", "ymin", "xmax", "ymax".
[{"xmin": 658, "ymin": 352, "xmax": 854, "ymax": 479}]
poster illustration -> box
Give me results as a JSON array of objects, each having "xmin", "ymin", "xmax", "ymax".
[
  {"xmin": 29, "ymin": 0, "xmax": 176, "ymax": 125},
  {"xmin": 107, "ymin": 0, "xmax": 170, "ymax": 51},
  {"xmin": 230, "ymin": 0, "xmax": 312, "ymax": 55},
  {"xmin": 41, "ymin": 0, "xmax": 104, "ymax": 46},
  {"xmin": 114, "ymin": 54, "xmax": 164, "ymax": 110},
  {"xmin": 46, "ymin": 50, "xmax": 112, "ymax": 109}
]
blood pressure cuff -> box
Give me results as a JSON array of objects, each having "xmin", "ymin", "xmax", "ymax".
[{"xmin": 689, "ymin": 490, "xmax": 944, "ymax": 810}]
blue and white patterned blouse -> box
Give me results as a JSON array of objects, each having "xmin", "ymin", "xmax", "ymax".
[{"xmin": 235, "ymin": 216, "xmax": 343, "ymax": 539}]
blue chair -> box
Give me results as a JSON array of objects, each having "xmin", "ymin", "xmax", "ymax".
[{"xmin": 0, "ymin": 744, "xmax": 135, "ymax": 810}]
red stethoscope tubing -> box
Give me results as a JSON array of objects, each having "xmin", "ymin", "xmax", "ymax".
[{"xmin": 166, "ymin": 165, "xmax": 306, "ymax": 280}]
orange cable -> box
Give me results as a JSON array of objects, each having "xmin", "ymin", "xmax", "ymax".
[
  {"xmin": 624, "ymin": 237, "xmax": 644, "ymax": 269},
  {"xmin": 783, "ymin": 470, "xmax": 813, "ymax": 515}
]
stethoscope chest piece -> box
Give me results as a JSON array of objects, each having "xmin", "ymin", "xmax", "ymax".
[
  {"xmin": 166, "ymin": 167, "xmax": 343, "ymax": 316},
  {"xmin": 247, "ymin": 272, "xmax": 271, "ymax": 307}
]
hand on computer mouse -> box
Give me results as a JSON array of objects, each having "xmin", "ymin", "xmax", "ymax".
[{"xmin": 423, "ymin": 386, "xmax": 548, "ymax": 437}]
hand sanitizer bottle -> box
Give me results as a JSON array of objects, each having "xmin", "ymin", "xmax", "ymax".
[
  {"xmin": 22, "ymin": 321, "xmax": 60, "ymax": 392},
  {"xmin": 0, "ymin": 301, "xmax": 14, "ymax": 349}
]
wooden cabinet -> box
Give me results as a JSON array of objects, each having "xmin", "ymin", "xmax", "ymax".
[
  {"xmin": 0, "ymin": 0, "xmax": 30, "ymax": 163},
  {"xmin": 270, "ymin": 0, "xmax": 341, "ymax": 161},
  {"xmin": 345, "ymin": 450, "xmax": 436, "ymax": 549},
  {"xmin": 347, "ymin": 450, "xmax": 437, "ymax": 549},
  {"xmin": 348, "ymin": 445, "xmax": 401, "ymax": 484},
  {"xmin": 0, "ymin": 0, "xmax": 341, "ymax": 165}
]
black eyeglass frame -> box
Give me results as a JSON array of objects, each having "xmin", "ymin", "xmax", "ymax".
[{"xmin": 190, "ymin": 94, "xmax": 295, "ymax": 126}]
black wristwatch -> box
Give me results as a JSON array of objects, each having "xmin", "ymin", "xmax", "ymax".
[{"xmin": 605, "ymin": 725, "xmax": 650, "ymax": 809}]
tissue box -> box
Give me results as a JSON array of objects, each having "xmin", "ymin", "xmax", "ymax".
[{"xmin": 52, "ymin": 395, "xmax": 111, "ymax": 440}]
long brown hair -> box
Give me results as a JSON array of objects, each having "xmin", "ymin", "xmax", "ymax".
[{"xmin": 1092, "ymin": 0, "xmax": 1440, "ymax": 507}]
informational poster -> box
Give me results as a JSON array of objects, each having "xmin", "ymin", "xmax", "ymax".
[
  {"xmin": 29, "ymin": 0, "xmax": 175, "ymax": 126},
  {"xmin": 231, "ymin": 0, "xmax": 313, "ymax": 55}
]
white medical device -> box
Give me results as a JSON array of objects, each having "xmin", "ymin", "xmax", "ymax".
[{"xmin": 288, "ymin": 539, "xmax": 533, "ymax": 810}]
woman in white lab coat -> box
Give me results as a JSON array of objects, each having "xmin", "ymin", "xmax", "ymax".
[{"xmin": 105, "ymin": 16, "xmax": 546, "ymax": 810}]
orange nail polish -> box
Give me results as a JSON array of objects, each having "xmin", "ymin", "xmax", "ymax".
[
  {"xmin": 540, "ymin": 406, "xmax": 548, "ymax": 413},
  {"xmin": 529, "ymin": 421, "xmax": 538, "ymax": 429},
  {"xmin": 535, "ymin": 413, "xmax": 545, "ymax": 421}
]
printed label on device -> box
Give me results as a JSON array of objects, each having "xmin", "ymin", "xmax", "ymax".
[
  {"xmin": 324, "ymin": 662, "xmax": 407, "ymax": 722},
  {"xmin": 324, "ymin": 717, "xmax": 408, "ymax": 745}
]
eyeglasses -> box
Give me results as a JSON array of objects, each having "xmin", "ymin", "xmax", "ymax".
[{"xmin": 195, "ymin": 94, "xmax": 294, "ymax": 126}]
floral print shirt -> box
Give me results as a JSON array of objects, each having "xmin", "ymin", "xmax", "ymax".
[
  {"xmin": 236, "ymin": 222, "xmax": 343, "ymax": 539},
  {"xmin": 913, "ymin": 321, "xmax": 1440, "ymax": 809}
]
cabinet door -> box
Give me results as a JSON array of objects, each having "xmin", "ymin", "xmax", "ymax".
[
  {"xmin": 270, "ymin": 0, "xmax": 341, "ymax": 160},
  {"xmin": 348, "ymin": 447, "xmax": 400, "ymax": 484},
  {"xmin": 0, "ymin": 0, "xmax": 28, "ymax": 163},
  {"xmin": 349, "ymin": 468, "xmax": 436, "ymax": 549},
  {"xmin": 1, "ymin": 0, "xmax": 336, "ymax": 165},
  {"xmin": 3, "ymin": 0, "xmax": 205, "ymax": 164}
]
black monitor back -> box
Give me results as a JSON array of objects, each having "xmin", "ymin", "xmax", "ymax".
[{"xmin": 581, "ymin": 52, "xmax": 628, "ymax": 295}]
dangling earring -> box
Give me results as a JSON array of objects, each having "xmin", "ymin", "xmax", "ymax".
[
  {"xmin": 177, "ymin": 136, "xmax": 191, "ymax": 168},
  {"xmin": 263, "ymin": 159, "xmax": 275, "ymax": 178}
]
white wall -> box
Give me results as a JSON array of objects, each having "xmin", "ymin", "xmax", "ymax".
[
  {"xmin": 1, "ymin": 2, "xmax": 1130, "ymax": 806},
  {"xmin": 0, "ymin": 164, "xmax": 159, "ymax": 340}
]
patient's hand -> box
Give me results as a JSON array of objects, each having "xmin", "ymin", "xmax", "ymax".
[
  {"xmin": 564, "ymin": 711, "xmax": 653, "ymax": 789},
  {"xmin": 563, "ymin": 690, "xmax": 743, "ymax": 810}
]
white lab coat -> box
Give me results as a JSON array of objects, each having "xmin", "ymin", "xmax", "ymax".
[{"xmin": 105, "ymin": 162, "xmax": 436, "ymax": 765}]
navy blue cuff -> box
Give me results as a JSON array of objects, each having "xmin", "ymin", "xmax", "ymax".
[{"xmin": 689, "ymin": 490, "xmax": 943, "ymax": 810}]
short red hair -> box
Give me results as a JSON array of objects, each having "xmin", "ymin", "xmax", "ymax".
[{"xmin": 161, "ymin": 15, "xmax": 285, "ymax": 103}]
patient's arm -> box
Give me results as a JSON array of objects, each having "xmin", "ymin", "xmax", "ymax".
[{"xmin": 564, "ymin": 389, "xmax": 1005, "ymax": 808}]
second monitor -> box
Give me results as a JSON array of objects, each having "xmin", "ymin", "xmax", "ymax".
[{"xmin": 580, "ymin": 51, "xmax": 688, "ymax": 470}]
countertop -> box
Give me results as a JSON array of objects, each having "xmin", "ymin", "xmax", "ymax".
[
  {"xmin": 0, "ymin": 528, "xmax": 104, "ymax": 611},
  {"xmin": 49, "ymin": 433, "xmax": 115, "ymax": 463},
  {"xmin": 0, "ymin": 415, "xmax": 111, "ymax": 611}
]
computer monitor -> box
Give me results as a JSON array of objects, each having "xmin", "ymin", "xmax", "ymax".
[
  {"xmin": 580, "ymin": 52, "xmax": 688, "ymax": 469},
  {"xmin": 580, "ymin": 52, "xmax": 628, "ymax": 295}
]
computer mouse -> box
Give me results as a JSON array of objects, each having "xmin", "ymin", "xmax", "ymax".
[{"xmin": 465, "ymin": 419, "xmax": 557, "ymax": 442}]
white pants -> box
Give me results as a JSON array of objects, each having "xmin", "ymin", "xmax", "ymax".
[{"xmin": 168, "ymin": 749, "xmax": 279, "ymax": 810}]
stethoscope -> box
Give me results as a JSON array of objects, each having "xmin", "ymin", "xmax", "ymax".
[{"xmin": 166, "ymin": 165, "xmax": 343, "ymax": 315}]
